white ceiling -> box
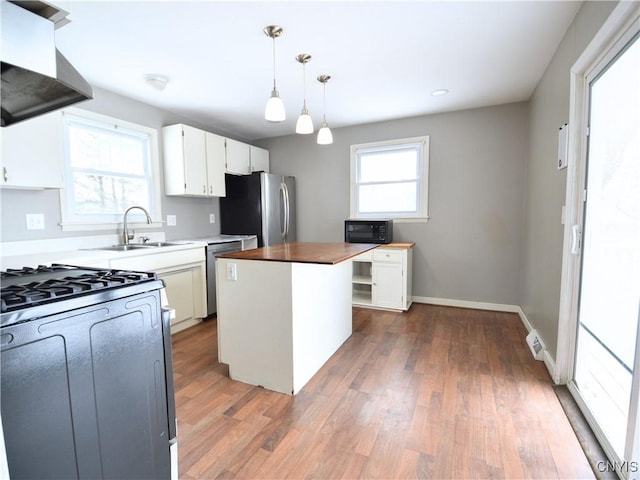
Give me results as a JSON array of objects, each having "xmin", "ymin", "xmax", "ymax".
[{"xmin": 54, "ymin": 1, "xmax": 582, "ymax": 142}]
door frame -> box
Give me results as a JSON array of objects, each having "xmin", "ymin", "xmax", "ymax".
[
  {"xmin": 556, "ymin": 0, "xmax": 639, "ymax": 385},
  {"xmin": 556, "ymin": 2, "xmax": 640, "ymax": 475}
]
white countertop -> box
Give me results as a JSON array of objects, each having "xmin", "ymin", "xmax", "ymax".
[
  {"xmin": 0, "ymin": 233, "xmax": 205, "ymax": 270},
  {"xmin": 0, "ymin": 234, "xmax": 257, "ymax": 270}
]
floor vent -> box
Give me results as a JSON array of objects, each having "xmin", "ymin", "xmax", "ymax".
[{"xmin": 526, "ymin": 330, "xmax": 546, "ymax": 361}]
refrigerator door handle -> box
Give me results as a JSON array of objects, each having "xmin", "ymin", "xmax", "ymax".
[
  {"xmin": 280, "ymin": 182, "xmax": 289, "ymax": 240},
  {"xmin": 283, "ymin": 182, "xmax": 290, "ymax": 240}
]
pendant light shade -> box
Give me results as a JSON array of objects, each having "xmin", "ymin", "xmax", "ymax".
[
  {"xmin": 265, "ymin": 89, "xmax": 286, "ymax": 122},
  {"xmin": 317, "ymin": 121, "xmax": 333, "ymax": 145},
  {"xmin": 295, "ymin": 54, "xmax": 313, "ymax": 134},
  {"xmin": 296, "ymin": 109, "xmax": 313, "ymax": 134},
  {"xmin": 264, "ymin": 25, "xmax": 285, "ymax": 122},
  {"xmin": 317, "ymin": 74, "xmax": 333, "ymax": 145}
]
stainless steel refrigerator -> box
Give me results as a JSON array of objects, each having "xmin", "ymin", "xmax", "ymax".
[{"xmin": 220, "ymin": 172, "xmax": 296, "ymax": 247}]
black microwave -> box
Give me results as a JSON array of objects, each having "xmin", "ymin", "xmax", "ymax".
[{"xmin": 345, "ymin": 219, "xmax": 393, "ymax": 244}]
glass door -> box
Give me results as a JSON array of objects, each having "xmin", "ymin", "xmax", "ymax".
[{"xmin": 572, "ymin": 31, "xmax": 640, "ymax": 478}]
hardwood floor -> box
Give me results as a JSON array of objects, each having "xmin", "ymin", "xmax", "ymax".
[{"xmin": 171, "ymin": 304, "xmax": 594, "ymax": 479}]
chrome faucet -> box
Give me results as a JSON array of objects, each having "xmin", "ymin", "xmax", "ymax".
[{"xmin": 123, "ymin": 206, "xmax": 152, "ymax": 245}]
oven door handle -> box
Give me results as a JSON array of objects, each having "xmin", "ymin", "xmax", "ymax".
[{"xmin": 161, "ymin": 307, "xmax": 177, "ymax": 440}]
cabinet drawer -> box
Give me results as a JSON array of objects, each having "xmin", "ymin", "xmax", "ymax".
[{"xmin": 373, "ymin": 248, "xmax": 403, "ymax": 263}]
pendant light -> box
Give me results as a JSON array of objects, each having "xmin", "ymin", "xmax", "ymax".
[
  {"xmin": 263, "ymin": 25, "xmax": 285, "ymax": 122},
  {"xmin": 316, "ymin": 74, "xmax": 333, "ymax": 145},
  {"xmin": 295, "ymin": 54, "xmax": 313, "ymax": 134}
]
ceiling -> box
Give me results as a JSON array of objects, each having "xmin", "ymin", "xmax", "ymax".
[{"xmin": 53, "ymin": 1, "xmax": 582, "ymax": 142}]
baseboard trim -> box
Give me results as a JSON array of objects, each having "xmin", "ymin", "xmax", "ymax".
[
  {"xmin": 412, "ymin": 297, "xmax": 557, "ymax": 381},
  {"xmin": 413, "ymin": 296, "xmax": 520, "ymax": 313},
  {"xmin": 517, "ymin": 305, "xmax": 557, "ymax": 380}
]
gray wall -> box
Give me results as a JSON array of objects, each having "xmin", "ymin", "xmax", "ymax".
[
  {"xmin": 520, "ymin": 1, "xmax": 617, "ymax": 361},
  {"xmin": 0, "ymin": 87, "xmax": 226, "ymax": 242},
  {"xmin": 259, "ymin": 102, "xmax": 529, "ymax": 306},
  {"xmin": 0, "ymin": 0, "xmax": 617, "ymax": 359}
]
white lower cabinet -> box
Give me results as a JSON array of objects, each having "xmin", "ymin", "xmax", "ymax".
[
  {"xmin": 352, "ymin": 244, "xmax": 413, "ymax": 311},
  {"xmin": 109, "ymin": 247, "xmax": 206, "ymax": 333},
  {"xmin": 159, "ymin": 269, "xmax": 195, "ymax": 327},
  {"xmin": 372, "ymin": 262, "xmax": 404, "ymax": 309}
]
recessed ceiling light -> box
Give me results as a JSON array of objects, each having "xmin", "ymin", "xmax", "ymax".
[
  {"xmin": 431, "ymin": 89, "xmax": 449, "ymax": 96},
  {"xmin": 144, "ymin": 74, "xmax": 169, "ymax": 91}
]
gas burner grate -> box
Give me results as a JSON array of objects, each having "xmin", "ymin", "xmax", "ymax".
[{"xmin": 1, "ymin": 265, "xmax": 159, "ymax": 313}]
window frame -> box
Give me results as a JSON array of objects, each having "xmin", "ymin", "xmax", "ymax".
[
  {"xmin": 350, "ymin": 135, "xmax": 430, "ymax": 221},
  {"xmin": 59, "ymin": 108, "xmax": 163, "ymax": 231}
]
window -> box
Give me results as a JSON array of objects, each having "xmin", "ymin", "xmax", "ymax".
[
  {"xmin": 350, "ymin": 136, "xmax": 429, "ymax": 220},
  {"xmin": 59, "ymin": 109, "xmax": 162, "ymax": 230}
]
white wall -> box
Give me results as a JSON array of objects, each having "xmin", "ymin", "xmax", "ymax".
[
  {"xmin": 259, "ymin": 102, "xmax": 529, "ymax": 306},
  {"xmin": 520, "ymin": 1, "xmax": 618, "ymax": 361}
]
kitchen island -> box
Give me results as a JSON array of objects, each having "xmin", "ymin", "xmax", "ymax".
[{"xmin": 216, "ymin": 242, "xmax": 376, "ymax": 395}]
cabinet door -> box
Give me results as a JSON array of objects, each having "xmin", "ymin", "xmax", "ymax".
[
  {"xmin": 160, "ymin": 269, "xmax": 195, "ymax": 325},
  {"xmin": 372, "ymin": 262, "xmax": 403, "ymax": 309},
  {"xmin": 225, "ymin": 138, "xmax": 251, "ymax": 175},
  {"xmin": 182, "ymin": 125, "xmax": 208, "ymax": 196},
  {"xmin": 0, "ymin": 111, "xmax": 65, "ymax": 189},
  {"xmin": 250, "ymin": 145, "xmax": 270, "ymax": 173},
  {"xmin": 205, "ymin": 132, "xmax": 226, "ymax": 196}
]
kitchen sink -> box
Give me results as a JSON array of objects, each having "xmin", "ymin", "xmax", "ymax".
[
  {"xmin": 139, "ymin": 242, "xmax": 184, "ymax": 247},
  {"xmin": 96, "ymin": 245, "xmax": 151, "ymax": 252},
  {"xmin": 91, "ymin": 242, "xmax": 187, "ymax": 252}
]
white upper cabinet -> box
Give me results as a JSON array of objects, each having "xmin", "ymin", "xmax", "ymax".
[
  {"xmin": 0, "ymin": 111, "xmax": 65, "ymax": 189},
  {"xmin": 205, "ymin": 132, "xmax": 226, "ymax": 197},
  {"xmin": 225, "ymin": 138, "xmax": 251, "ymax": 175},
  {"xmin": 163, "ymin": 124, "xmax": 226, "ymax": 197},
  {"xmin": 164, "ymin": 124, "xmax": 269, "ymax": 194},
  {"xmin": 250, "ymin": 145, "xmax": 270, "ymax": 173}
]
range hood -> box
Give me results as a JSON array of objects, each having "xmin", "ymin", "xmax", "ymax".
[{"xmin": 1, "ymin": 0, "xmax": 93, "ymax": 127}]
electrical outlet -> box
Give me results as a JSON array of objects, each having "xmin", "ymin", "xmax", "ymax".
[
  {"xmin": 25, "ymin": 213, "xmax": 45, "ymax": 230},
  {"xmin": 167, "ymin": 214, "xmax": 177, "ymax": 226},
  {"xmin": 209, "ymin": 213, "xmax": 215, "ymax": 224},
  {"xmin": 226, "ymin": 263, "xmax": 237, "ymax": 281}
]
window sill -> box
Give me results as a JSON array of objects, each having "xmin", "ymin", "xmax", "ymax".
[
  {"xmin": 349, "ymin": 216, "xmax": 430, "ymax": 223},
  {"xmin": 393, "ymin": 217, "xmax": 430, "ymax": 224}
]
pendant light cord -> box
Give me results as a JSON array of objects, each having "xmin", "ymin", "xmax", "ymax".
[
  {"xmin": 302, "ymin": 62, "xmax": 307, "ymax": 108},
  {"xmin": 322, "ymin": 82, "xmax": 327, "ymax": 122},
  {"xmin": 272, "ymin": 38, "xmax": 277, "ymax": 90}
]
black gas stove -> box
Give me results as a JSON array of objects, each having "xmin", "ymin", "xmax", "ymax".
[
  {"xmin": 0, "ymin": 264, "xmax": 163, "ymax": 327},
  {"xmin": 1, "ymin": 264, "xmax": 175, "ymax": 478}
]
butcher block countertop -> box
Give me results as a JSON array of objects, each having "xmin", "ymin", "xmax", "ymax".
[
  {"xmin": 382, "ymin": 242, "xmax": 415, "ymax": 249},
  {"xmin": 218, "ymin": 242, "xmax": 378, "ymax": 265}
]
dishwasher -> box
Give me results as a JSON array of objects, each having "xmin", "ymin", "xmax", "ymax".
[{"xmin": 206, "ymin": 241, "xmax": 242, "ymax": 317}]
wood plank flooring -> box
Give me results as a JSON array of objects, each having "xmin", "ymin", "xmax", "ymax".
[{"xmin": 171, "ymin": 304, "xmax": 594, "ymax": 479}]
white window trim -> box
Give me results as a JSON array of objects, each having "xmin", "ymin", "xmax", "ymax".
[
  {"xmin": 58, "ymin": 108, "xmax": 163, "ymax": 232},
  {"xmin": 350, "ymin": 135, "xmax": 430, "ymax": 222}
]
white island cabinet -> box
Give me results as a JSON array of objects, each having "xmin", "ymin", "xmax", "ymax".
[
  {"xmin": 351, "ymin": 243, "xmax": 414, "ymax": 311},
  {"xmin": 216, "ymin": 242, "xmax": 375, "ymax": 395}
]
